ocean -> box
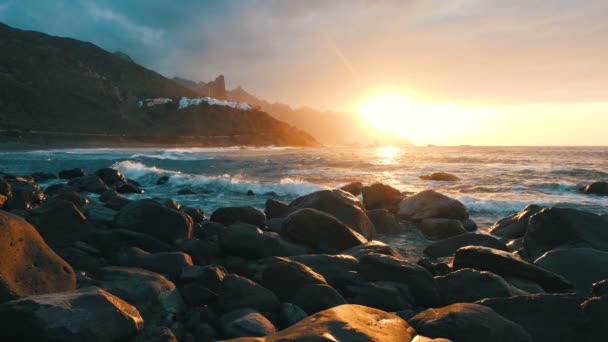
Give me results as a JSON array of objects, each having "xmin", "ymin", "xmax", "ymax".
[{"xmin": 2, "ymin": 146, "xmax": 607, "ymax": 257}]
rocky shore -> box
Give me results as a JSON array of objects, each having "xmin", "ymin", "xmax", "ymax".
[{"xmin": 0, "ymin": 167, "xmax": 606, "ymax": 342}]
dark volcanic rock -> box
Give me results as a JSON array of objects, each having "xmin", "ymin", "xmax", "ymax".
[
  {"xmin": 30, "ymin": 172, "xmax": 57, "ymax": 182},
  {"xmin": 95, "ymin": 167, "xmax": 127, "ymax": 187},
  {"xmin": 580, "ymin": 296, "xmax": 608, "ymax": 342},
  {"xmin": 220, "ymin": 308, "xmax": 276, "ymax": 339},
  {"xmin": 26, "ymin": 198, "xmax": 94, "ymax": 247},
  {"xmin": 261, "ymin": 258, "xmax": 328, "ymax": 301},
  {"xmin": 219, "ymin": 223, "xmax": 281, "ymax": 258},
  {"xmin": 419, "ymin": 218, "xmax": 467, "ymax": 240},
  {"xmin": 435, "ymin": 268, "xmax": 524, "ymax": 304},
  {"xmin": 285, "ymin": 189, "xmax": 376, "ymax": 239},
  {"xmin": 592, "ymin": 279, "xmax": 608, "ymax": 297},
  {"xmin": 523, "ymin": 207, "xmax": 608, "ymax": 260},
  {"xmin": 534, "ymin": 247, "xmax": 608, "ymax": 293},
  {"xmin": 0, "ymin": 287, "xmax": 143, "ymax": 341},
  {"xmin": 362, "ymin": 182, "xmax": 402, "ymax": 211},
  {"xmin": 479, "ymin": 294, "xmax": 586, "ymax": 342},
  {"xmin": 0, "ymin": 211, "xmax": 76, "ymax": 302},
  {"xmin": 114, "ymin": 199, "xmax": 193, "ymax": 244},
  {"xmin": 420, "ymin": 172, "xmax": 461, "ymax": 181},
  {"xmin": 409, "ymin": 303, "xmax": 533, "ymax": 342},
  {"xmin": 347, "ymin": 281, "xmax": 413, "ymax": 312},
  {"xmin": 287, "ymin": 254, "xmax": 359, "ymax": 288},
  {"xmin": 264, "ymin": 198, "xmax": 288, "ymax": 219},
  {"xmin": 99, "ymin": 189, "xmax": 132, "ymax": 211},
  {"xmin": 177, "ymin": 188, "xmax": 195, "ymax": 195},
  {"xmin": 424, "ymin": 233, "xmax": 508, "ymax": 258},
  {"xmin": 489, "ymin": 204, "xmax": 543, "ymax": 239},
  {"xmin": 4, "ymin": 178, "xmax": 44, "ymax": 210},
  {"xmin": 89, "ymin": 229, "xmax": 172, "ymax": 257},
  {"xmin": 157, "ymin": 176, "xmax": 170, "ymax": 185},
  {"xmin": 453, "ymin": 246, "xmax": 572, "ymax": 292},
  {"xmin": 219, "ymin": 273, "xmax": 279, "ymax": 313},
  {"xmin": 398, "ymin": 190, "xmax": 468, "ymax": 221},
  {"xmin": 117, "ymin": 182, "xmax": 145, "ymax": 194},
  {"xmin": 358, "ymin": 253, "xmax": 440, "ymax": 307},
  {"xmin": 291, "ymin": 284, "xmax": 347, "ymax": 314},
  {"xmin": 282, "ymin": 208, "xmax": 367, "ymax": 253},
  {"xmin": 183, "ymin": 207, "xmax": 206, "ymax": 223},
  {"xmin": 59, "ymin": 168, "xmax": 87, "ymax": 180},
  {"xmin": 340, "ymin": 181, "xmax": 364, "ymax": 196},
  {"xmin": 211, "ymin": 206, "xmax": 266, "ymax": 227},
  {"xmin": 51, "ymin": 188, "xmax": 90, "ymax": 208},
  {"xmin": 366, "ymin": 209, "xmax": 402, "ymax": 234},
  {"xmin": 68, "ymin": 175, "xmax": 109, "ymax": 194},
  {"xmin": 117, "ymin": 247, "xmax": 193, "ymax": 279},
  {"xmin": 343, "ymin": 240, "xmax": 403, "ymax": 260},
  {"xmin": 179, "ymin": 265, "xmax": 226, "ymax": 306},
  {"xmin": 580, "ymin": 181, "xmax": 608, "ymax": 195}
]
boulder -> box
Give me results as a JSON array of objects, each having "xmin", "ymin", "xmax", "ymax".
[
  {"xmin": 424, "ymin": 233, "xmax": 508, "ymax": 258},
  {"xmin": 99, "ymin": 189, "xmax": 131, "ymax": 210},
  {"xmin": 88, "ymin": 229, "xmax": 172, "ymax": 257},
  {"xmin": 344, "ymin": 240, "xmax": 403, "ymax": 260},
  {"xmin": 264, "ymin": 198, "xmax": 288, "ymax": 219},
  {"xmin": 117, "ymin": 182, "xmax": 145, "ymax": 194},
  {"xmin": 97, "ymin": 266, "xmax": 185, "ymax": 325},
  {"xmin": 114, "ymin": 199, "xmax": 193, "ymax": 244},
  {"xmin": 419, "ymin": 172, "xmax": 461, "ymax": 181},
  {"xmin": 81, "ymin": 203, "xmax": 118, "ymax": 228},
  {"xmin": 26, "ymin": 199, "xmax": 94, "ymax": 247},
  {"xmin": 580, "ymin": 181, "xmax": 608, "ymax": 195},
  {"xmin": 282, "ymin": 208, "xmax": 367, "ymax": 253},
  {"xmin": 223, "ymin": 304, "xmax": 414, "ymax": 342},
  {"xmin": 51, "ymin": 188, "xmax": 90, "ymax": 208},
  {"xmin": 409, "ymin": 303, "xmax": 533, "ymax": 342},
  {"xmin": 277, "ymin": 303, "xmax": 307, "ymax": 328},
  {"xmin": 287, "ymin": 254, "xmax": 359, "ymax": 288},
  {"xmin": 523, "ymin": 207, "xmax": 608, "ymax": 260},
  {"xmin": 479, "ymin": 294, "xmax": 586, "ymax": 342},
  {"xmin": 157, "ymin": 176, "xmax": 170, "ymax": 185},
  {"xmin": 366, "ymin": 209, "xmax": 402, "ymax": 234},
  {"xmin": 435, "ymin": 268, "xmax": 524, "ymax": 304},
  {"xmin": 0, "ymin": 177, "xmax": 11, "ymax": 200},
  {"xmin": 220, "ymin": 309, "xmax": 276, "ymax": 339},
  {"xmin": 286, "ymin": 189, "xmax": 376, "ymax": 239},
  {"xmin": 219, "ymin": 273, "xmax": 280, "ymax": 313},
  {"xmin": 398, "ymin": 190, "xmax": 468, "ymax": 221},
  {"xmin": 581, "ymin": 296, "xmax": 608, "ymax": 341},
  {"xmin": 0, "ymin": 211, "xmax": 76, "ymax": 302},
  {"xmin": 453, "ymin": 246, "xmax": 572, "ymax": 292},
  {"xmin": 358, "ymin": 253, "xmax": 440, "ymax": 307},
  {"xmin": 340, "ymin": 181, "xmax": 364, "ymax": 196},
  {"xmin": 362, "ymin": 182, "xmax": 402, "ymax": 211},
  {"xmin": 592, "ymin": 279, "xmax": 608, "ymax": 297},
  {"xmin": 29, "ymin": 172, "xmax": 57, "ymax": 182},
  {"xmin": 179, "ymin": 265, "xmax": 226, "ymax": 306},
  {"xmin": 219, "ymin": 223, "xmax": 281, "ymax": 258},
  {"xmin": 534, "ymin": 247, "xmax": 608, "ymax": 293},
  {"xmin": 95, "ymin": 167, "xmax": 127, "ymax": 187},
  {"xmin": 177, "ymin": 188, "xmax": 195, "ymax": 195},
  {"xmin": 211, "ymin": 206, "xmax": 266, "ymax": 227},
  {"xmin": 0, "ymin": 287, "xmax": 143, "ymax": 341},
  {"xmin": 261, "ymin": 258, "xmax": 327, "ymax": 301},
  {"xmin": 348, "ymin": 281, "xmax": 414, "ymax": 312},
  {"xmin": 58, "ymin": 168, "xmax": 87, "ymax": 179},
  {"xmin": 4, "ymin": 178, "xmax": 44, "ymax": 210},
  {"xmin": 183, "ymin": 207, "xmax": 206, "ymax": 223},
  {"xmin": 290, "ymin": 284, "xmax": 347, "ymax": 314},
  {"xmin": 116, "ymin": 247, "xmax": 193, "ymax": 279},
  {"xmin": 489, "ymin": 204, "xmax": 544, "ymax": 239},
  {"xmin": 68, "ymin": 175, "xmax": 109, "ymax": 194},
  {"xmin": 419, "ymin": 218, "xmax": 467, "ymax": 240}
]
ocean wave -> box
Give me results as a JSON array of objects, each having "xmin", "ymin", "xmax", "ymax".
[
  {"xmin": 111, "ymin": 160, "xmax": 325, "ymax": 196},
  {"xmin": 457, "ymin": 196, "xmax": 537, "ymax": 216}
]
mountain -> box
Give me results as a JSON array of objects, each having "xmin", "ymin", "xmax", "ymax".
[
  {"xmin": 0, "ymin": 23, "xmax": 319, "ymax": 147},
  {"xmin": 178, "ymin": 77, "xmax": 413, "ymax": 146}
]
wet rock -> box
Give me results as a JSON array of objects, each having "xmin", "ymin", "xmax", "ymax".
[
  {"xmin": 461, "ymin": 218, "xmax": 478, "ymax": 231},
  {"xmin": 54, "ymin": 244, "xmax": 105, "ymax": 273},
  {"xmin": 95, "ymin": 167, "xmax": 127, "ymax": 187},
  {"xmin": 0, "ymin": 287, "xmax": 143, "ymax": 341},
  {"xmin": 419, "ymin": 172, "xmax": 461, "ymax": 181},
  {"xmin": 523, "ymin": 207, "xmax": 608, "ymax": 260},
  {"xmin": 419, "ymin": 218, "xmax": 467, "ymax": 240},
  {"xmin": 362, "ymin": 182, "xmax": 402, "ymax": 211},
  {"xmin": 219, "ymin": 273, "xmax": 280, "ymax": 313},
  {"xmin": 348, "ymin": 281, "xmax": 413, "ymax": 312},
  {"xmin": 219, "ymin": 223, "xmax": 281, "ymax": 258},
  {"xmin": 157, "ymin": 176, "xmax": 170, "ymax": 185},
  {"xmin": 4, "ymin": 178, "xmax": 44, "ymax": 210},
  {"xmin": 580, "ymin": 181, "xmax": 608, "ymax": 195},
  {"xmin": 479, "ymin": 294, "xmax": 586, "ymax": 342},
  {"xmin": 489, "ymin": 204, "xmax": 543, "ymax": 239},
  {"xmin": 344, "ymin": 240, "xmax": 403, "ymax": 260},
  {"xmin": 424, "ymin": 233, "xmax": 508, "ymax": 258},
  {"xmin": 26, "ymin": 198, "xmax": 94, "ymax": 247},
  {"xmin": 367, "ymin": 209, "xmax": 402, "ymax": 234},
  {"xmin": 435, "ymin": 268, "xmax": 525, "ymax": 304},
  {"xmin": 410, "ymin": 303, "xmax": 533, "ymax": 342},
  {"xmin": 358, "ymin": 253, "xmax": 440, "ymax": 307},
  {"xmin": 504, "ymin": 277, "xmax": 545, "ymax": 294},
  {"xmin": 453, "ymin": 246, "xmax": 572, "ymax": 292},
  {"xmin": 340, "ymin": 181, "xmax": 364, "ymax": 196},
  {"xmin": 286, "ymin": 189, "xmax": 376, "ymax": 239},
  {"xmin": 177, "ymin": 188, "xmax": 195, "ymax": 195},
  {"xmin": 264, "ymin": 198, "xmax": 288, "ymax": 219},
  {"xmin": 117, "ymin": 247, "xmax": 193, "ymax": 279},
  {"xmin": 282, "ymin": 208, "xmax": 367, "ymax": 253},
  {"xmin": 117, "ymin": 182, "xmax": 145, "ymax": 194},
  {"xmin": 163, "ymin": 199, "xmax": 181, "ymax": 211},
  {"xmin": 223, "ymin": 304, "xmax": 415, "ymax": 342},
  {"xmin": 287, "ymin": 254, "xmax": 359, "ymax": 288},
  {"xmin": 592, "ymin": 279, "xmax": 608, "ymax": 297},
  {"xmin": 278, "ymin": 303, "xmax": 307, "ymax": 328},
  {"xmin": 580, "ymin": 296, "xmax": 608, "ymax": 342},
  {"xmin": 0, "ymin": 211, "xmax": 76, "ymax": 302},
  {"xmin": 183, "ymin": 207, "xmax": 206, "ymax": 223},
  {"xmin": 99, "ymin": 189, "xmax": 131, "ymax": 210},
  {"xmin": 220, "ymin": 308, "xmax": 276, "ymax": 339},
  {"xmin": 534, "ymin": 247, "xmax": 608, "ymax": 293},
  {"xmin": 211, "ymin": 206, "xmax": 266, "ymax": 227},
  {"xmin": 29, "ymin": 172, "xmax": 57, "ymax": 182},
  {"xmin": 68, "ymin": 175, "xmax": 109, "ymax": 194},
  {"xmin": 291, "ymin": 284, "xmax": 347, "ymax": 314},
  {"xmin": 51, "ymin": 187, "xmax": 90, "ymax": 208},
  {"xmin": 247, "ymin": 190, "xmax": 255, "ymax": 196},
  {"xmin": 89, "ymin": 229, "xmax": 173, "ymax": 257},
  {"xmin": 114, "ymin": 199, "xmax": 193, "ymax": 244},
  {"xmin": 261, "ymin": 258, "xmax": 327, "ymax": 301},
  {"xmin": 59, "ymin": 168, "xmax": 87, "ymax": 179},
  {"xmin": 179, "ymin": 265, "xmax": 225, "ymax": 307},
  {"xmin": 398, "ymin": 190, "xmax": 468, "ymax": 221},
  {"xmin": 0, "ymin": 177, "xmax": 12, "ymax": 206}
]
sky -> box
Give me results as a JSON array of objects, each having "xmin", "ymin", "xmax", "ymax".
[{"xmin": 1, "ymin": 0, "xmax": 608, "ymax": 145}]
